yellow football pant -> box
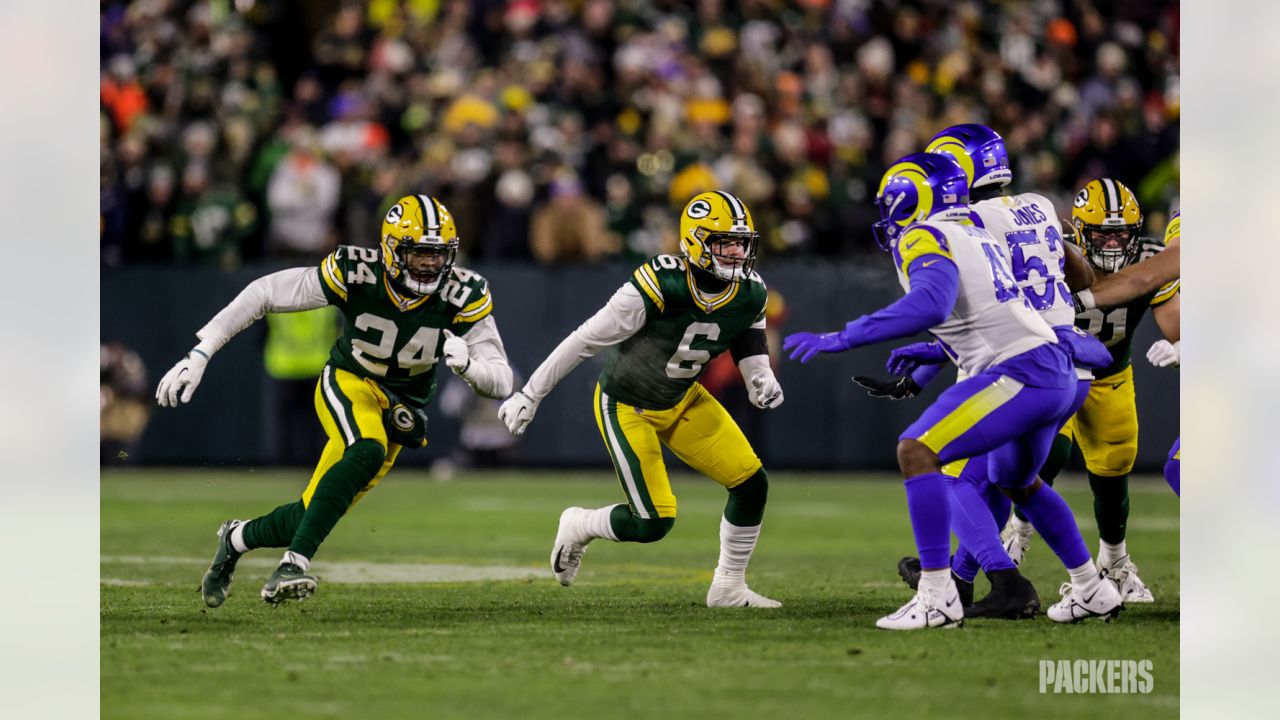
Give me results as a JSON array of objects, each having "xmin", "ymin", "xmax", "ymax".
[
  {"xmin": 593, "ymin": 382, "xmax": 762, "ymax": 519},
  {"xmin": 1059, "ymin": 364, "xmax": 1138, "ymax": 477},
  {"xmin": 303, "ymin": 366, "xmax": 403, "ymax": 509}
]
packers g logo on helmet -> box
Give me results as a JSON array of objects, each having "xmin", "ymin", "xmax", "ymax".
[
  {"xmin": 678, "ymin": 191, "xmax": 759, "ymax": 283},
  {"xmin": 1071, "ymin": 179, "xmax": 1143, "ymax": 273},
  {"xmin": 380, "ymin": 194, "xmax": 460, "ymax": 296}
]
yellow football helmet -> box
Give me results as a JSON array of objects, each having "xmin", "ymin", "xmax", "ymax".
[
  {"xmin": 1071, "ymin": 179, "xmax": 1143, "ymax": 272},
  {"xmin": 380, "ymin": 194, "xmax": 459, "ymax": 295},
  {"xmin": 678, "ymin": 190, "xmax": 758, "ymax": 282}
]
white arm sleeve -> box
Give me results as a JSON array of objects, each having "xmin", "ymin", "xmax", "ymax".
[
  {"xmin": 193, "ymin": 267, "xmax": 329, "ymax": 356},
  {"xmin": 457, "ymin": 316, "xmax": 515, "ymax": 399},
  {"xmin": 522, "ymin": 284, "xmax": 648, "ymax": 401}
]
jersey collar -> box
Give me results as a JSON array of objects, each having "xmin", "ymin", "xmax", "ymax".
[
  {"xmin": 684, "ymin": 266, "xmax": 740, "ymax": 313},
  {"xmin": 382, "ymin": 273, "xmax": 432, "ymax": 311}
]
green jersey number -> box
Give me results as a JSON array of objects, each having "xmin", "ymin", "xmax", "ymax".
[
  {"xmin": 350, "ymin": 313, "xmax": 440, "ymax": 377},
  {"xmin": 1079, "ymin": 307, "xmax": 1129, "ymax": 347},
  {"xmin": 665, "ymin": 322, "xmax": 720, "ymax": 379}
]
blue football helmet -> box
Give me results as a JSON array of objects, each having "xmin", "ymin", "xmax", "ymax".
[
  {"xmin": 925, "ymin": 124, "xmax": 1012, "ymax": 190},
  {"xmin": 872, "ymin": 153, "xmax": 971, "ymax": 251}
]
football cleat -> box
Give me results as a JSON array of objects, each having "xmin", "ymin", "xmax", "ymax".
[
  {"xmin": 895, "ymin": 556, "xmax": 973, "ymax": 608},
  {"xmin": 200, "ymin": 519, "xmax": 244, "ymax": 608},
  {"xmin": 706, "ymin": 581, "xmax": 782, "ymax": 609},
  {"xmin": 550, "ymin": 507, "xmax": 591, "ymax": 586},
  {"xmin": 876, "ymin": 582, "xmax": 964, "ymax": 630},
  {"xmin": 966, "ymin": 568, "xmax": 1041, "ymax": 620},
  {"xmin": 1047, "ymin": 576, "xmax": 1124, "ymax": 623},
  {"xmin": 1000, "ymin": 515, "xmax": 1035, "ymax": 567},
  {"xmin": 1100, "ymin": 554, "xmax": 1155, "ymax": 603},
  {"xmin": 260, "ymin": 563, "xmax": 317, "ymax": 605}
]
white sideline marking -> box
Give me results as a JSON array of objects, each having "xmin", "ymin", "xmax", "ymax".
[{"xmin": 101, "ymin": 555, "xmax": 543, "ymax": 584}]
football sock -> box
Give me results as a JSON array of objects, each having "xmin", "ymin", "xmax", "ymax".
[
  {"xmin": 229, "ymin": 521, "xmax": 249, "ymax": 554},
  {"xmin": 1014, "ymin": 434, "xmax": 1073, "ymax": 522},
  {"xmin": 1016, "ymin": 483, "xmax": 1091, "ymax": 570},
  {"xmin": 1098, "ymin": 540, "xmax": 1127, "ymax": 569},
  {"xmin": 607, "ymin": 505, "xmax": 674, "ymax": 543},
  {"xmin": 288, "ymin": 440, "xmax": 385, "ymax": 559},
  {"xmin": 280, "ymin": 550, "xmax": 310, "ymax": 572},
  {"xmin": 1089, "ymin": 472, "xmax": 1129, "ymax": 545},
  {"xmin": 904, "ymin": 473, "xmax": 952, "ymax": 570},
  {"xmin": 946, "ymin": 477, "xmax": 1016, "ymax": 576},
  {"xmin": 241, "ymin": 500, "xmax": 305, "ymax": 550},
  {"xmin": 713, "ymin": 517, "xmax": 761, "ymax": 583},
  {"xmin": 1067, "ymin": 560, "xmax": 1102, "ymax": 595},
  {"xmin": 724, "ymin": 468, "xmax": 768, "ymax": 527},
  {"xmin": 919, "ymin": 568, "xmax": 952, "ymax": 596},
  {"xmin": 584, "ymin": 504, "xmax": 622, "ymax": 541}
]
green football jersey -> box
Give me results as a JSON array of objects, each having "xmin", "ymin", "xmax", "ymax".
[
  {"xmin": 316, "ymin": 245, "xmax": 494, "ymax": 406},
  {"xmin": 599, "ymin": 254, "xmax": 768, "ymax": 410},
  {"xmin": 1074, "ymin": 237, "xmax": 1179, "ymax": 379}
]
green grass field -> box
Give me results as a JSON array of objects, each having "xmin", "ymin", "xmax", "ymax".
[{"xmin": 102, "ymin": 469, "xmax": 1178, "ymax": 719}]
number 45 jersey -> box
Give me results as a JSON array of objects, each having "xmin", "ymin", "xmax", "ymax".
[
  {"xmin": 893, "ymin": 221, "xmax": 1058, "ymax": 378},
  {"xmin": 600, "ymin": 254, "xmax": 768, "ymax": 410},
  {"xmin": 970, "ymin": 193, "xmax": 1075, "ymax": 328},
  {"xmin": 316, "ymin": 245, "xmax": 494, "ymax": 406}
]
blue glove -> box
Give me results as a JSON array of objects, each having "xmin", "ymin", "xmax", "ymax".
[
  {"xmin": 886, "ymin": 341, "xmax": 949, "ymax": 376},
  {"xmin": 783, "ymin": 330, "xmax": 854, "ymax": 363}
]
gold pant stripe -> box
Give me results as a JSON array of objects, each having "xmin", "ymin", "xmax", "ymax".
[
  {"xmin": 595, "ymin": 385, "xmax": 654, "ymax": 519},
  {"xmin": 919, "ymin": 376, "xmax": 1024, "ymax": 454},
  {"xmin": 303, "ymin": 366, "xmax": 400, "ymax": 509}
]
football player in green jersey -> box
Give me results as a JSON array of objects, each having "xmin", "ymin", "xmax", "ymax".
[
  {"xmin": 156, "ymin": 194, "xmax": 514, "ymax": 607},
  {"xmin": 498, "ymin": 191, "xmax": 785, "ymax": 608},
  {"xmin": 1002, "ymin": 179, "xmax": 1179, "ymax": 603}
]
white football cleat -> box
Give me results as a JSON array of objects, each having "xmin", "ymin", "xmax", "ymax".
[
  {"xmin": 706, "ymin": 581, "xmax": 782, "ymax": 609},
  {"xmin": 875, "ymin": 583, "xmax": 964, "ymax": 630},
  {"xmin": 1100, "ymin": 554, "xmax": 1155, "ymax": 603},
  {"xmin": 550, "ymin": 507, "xmax": 591, "ymax": 586},
  {"xmin": 1000, "ymin": 515, "xmax": 1035, "ymax": 567},
  {"xmin": 1047, "ymin": 577, "xmax": 1124, "ymax": 623}
]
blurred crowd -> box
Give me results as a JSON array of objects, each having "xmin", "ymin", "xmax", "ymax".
[{"xmin": 100, "ymin": 0, "xmax": 1180, "ymax": 270}]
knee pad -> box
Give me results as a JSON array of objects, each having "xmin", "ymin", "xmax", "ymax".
[
  {"xmin": 632, "ymin": 516, "xmax": 675, "ymax": 543},
  {"xmin": 343, "ymin": 439, "xmax": 386, "ymax": 478},
  {"xmin": 729, "ymin": 468, "xmax": 768, "ymax": 505}
]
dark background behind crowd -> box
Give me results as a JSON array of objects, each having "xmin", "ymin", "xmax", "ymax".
[{"xmin": 100, "ymin": 0, "xmax": 1180, "ymax": 272}]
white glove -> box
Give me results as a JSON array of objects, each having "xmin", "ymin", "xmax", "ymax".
[
  {"xmin": 156, "ymin": 350, "xmax": 210, "ymax": 407},
  {"xmin": 498, "ymin": 390, "xmax": 540, "ymax": 436},
  {"xmin": 748, "ymin": 374, "xmax": 784, "ymax": 409},
  {"xmin": 442, "ymin": 330, "xmax": 471, "ymax": 376},
  {"xmin": 1146, "ymin": 339, "xmax": 1181, "ymax": 368}
]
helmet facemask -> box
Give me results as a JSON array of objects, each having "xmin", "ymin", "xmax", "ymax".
[
  {"xmin": 385, "ymin": 236, "xmax": 458, "ymax": 295},
  {"xmin": 1077, "ymin": 221, "xmax": 1141, "ymax": 273},
  {"xmin": 696, "ymin": 228, "xmax": 758, "ymax": 282}
]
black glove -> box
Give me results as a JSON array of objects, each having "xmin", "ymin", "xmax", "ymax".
[
  {"xmin": 852, "ymin": 375, "xmax": 921, "ymax": 400},
  {"xmin": 382, "ymin": 389, "xmax": 429, "ymax": 449}
]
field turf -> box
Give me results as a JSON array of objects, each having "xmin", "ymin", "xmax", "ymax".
[{"xmin": 102, "ymin": 469, "xmax": 1178, "ymax": 719}]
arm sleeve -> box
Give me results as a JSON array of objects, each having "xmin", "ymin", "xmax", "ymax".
[
  {"xmin": 456, "ymin": 316, "xmax": 514, "ymax": 399},
  {"xmin": 910, "ymin": 362, "xmax": 946, "ymax": 389},
  {"xmin": 194, "ymin": 267, "xmax": 329, "ymax": 356},
  {"xmin": 522, "ymin": 284, "xmax": 649, "ymax": 402},
  {"xmin": 842, "ymin": 258, "xmax": 959, "ymax": 347}
]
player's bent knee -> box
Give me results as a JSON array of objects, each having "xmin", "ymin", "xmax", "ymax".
[
  {"xmin": 632, "ymin": 516, "xmax": 675, "ymax": 543},
  {"xmin": 1001, "ymin": 476, "xmax": 1044, "ymax": 505},
  {"xmin": 896, "ymin": 439, "xmax": 940, "ymax": 477},
  {"xmin": 343, "ymin": 439, "xmax": 387, "ymax": 477}
]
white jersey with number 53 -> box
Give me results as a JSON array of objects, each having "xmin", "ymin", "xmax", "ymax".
[
  {"xmin": 970, "ymin": 193, "xmax": 1075, "ymax": 328},
  {"xmin": 892, "ymin": 220, "xmax": 1057, "ymax": 377}
]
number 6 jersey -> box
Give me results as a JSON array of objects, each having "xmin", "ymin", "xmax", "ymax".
[{"xmin": 522, "ymin": 254, "xmax": 768, "ymax": 411}]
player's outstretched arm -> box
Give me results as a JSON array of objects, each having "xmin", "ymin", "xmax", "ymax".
[
  {"xmin": 783, "ymin": 256, "xmax": 959, "ymax": 363},
  {"xmin": 1062, "ymin": 243, "xmax": 1095, "ymax": 292},
  {"xmin": 1076, "ymin": 240, "xmax": 1180, "ymax": 310},
  {"xmin": 1153, "ymin": 291, "xmax": 1180, "ymax": 343},
  {"xmin": 442, "ymin": 317, "xmax": 514, "ymax": 399},
  {"xmin": 498, "ymin": 284, "xmax": 648, "ymax": 435},
  {"xmin": 155, "ymin": 267, "xmax": 328, "ymax": 407}
]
